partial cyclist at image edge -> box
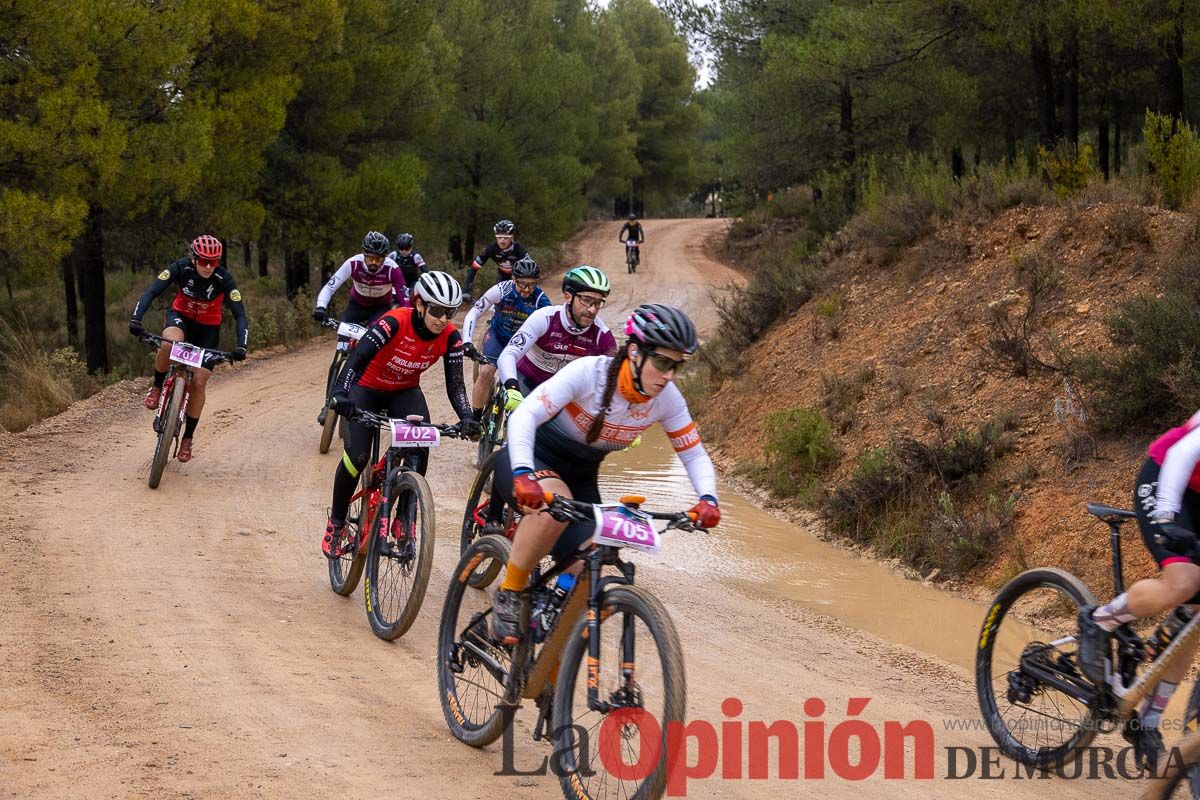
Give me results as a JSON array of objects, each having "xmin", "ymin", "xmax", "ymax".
[
  {"xmin": 387, "ymin": 231, "xmax": 428, "ymax": 298},
  {"xmin": 313, "ymin": 230, "xmax": 409, "ymax": 425},
  {"xmin": 495, "ymin": 265, "xmax": 617, "ymax": 413},
  {"xmin": 462, "ymin": 219, "xmax": 528, "ymax": 299},
  {"xmin": 129, "ymin": 234, "xmax": 249, "ymax": 463},
  {"xmin": 1077, "ymin": 408, "xmax": 1200, "ymax": 771},
  {"xmin": 487, "ymin": 303, "xmax": 721, "ymax": 642},
  {"xmin": 461, "ymin": 255, "xmax": 551, "ymax": 420},
  {"xmin": 322, "ymin": 271, "xmax": 481, "ymax": 557}
]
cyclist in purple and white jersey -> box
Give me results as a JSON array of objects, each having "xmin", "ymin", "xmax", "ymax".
[
  {"xmin": 496, "ymin": 265, "xmax": 616, "ymax": 411},
  {"xmin": 312, "ymin": 231, "xmax": 408, "ymax": 425}
]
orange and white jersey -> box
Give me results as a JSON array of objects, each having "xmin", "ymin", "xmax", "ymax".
[{"xmin": 507, "ymin": 355, "xmax": 717, "ymax": 501}]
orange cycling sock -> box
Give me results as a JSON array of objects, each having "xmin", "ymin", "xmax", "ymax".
[{"xmin": 500, "ymin": 562, "xmax": 531, "ymax": 593}]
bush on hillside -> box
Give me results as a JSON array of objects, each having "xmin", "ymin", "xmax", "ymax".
[{"xmin": 1143, "ymin": 111, "xmax": 1200, "ymax": 209}]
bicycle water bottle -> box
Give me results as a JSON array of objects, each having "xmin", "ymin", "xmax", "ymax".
[
  {"xmin": 1145, "ymin": 607, "xmax": 1194, "ymax": 660},
  {"xmin": 551, "ymin": 572, "xmax": 576, "ymax": 606}
]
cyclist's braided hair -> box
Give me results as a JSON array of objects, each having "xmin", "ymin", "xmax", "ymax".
[{"xmin": 585, "ymin": 346, "xmax": 629, "ymax": 444}]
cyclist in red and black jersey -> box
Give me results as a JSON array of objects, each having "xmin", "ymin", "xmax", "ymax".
[
  {"xmin": 321, "ymin": 271, "xmax": 480, "ymax": 557},
  {"xmin": 129, "ymin": 235, "xmax": 249, "ymax": 463}
]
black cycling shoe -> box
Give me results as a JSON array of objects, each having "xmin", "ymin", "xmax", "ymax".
[
  {"xmin": 1123, "ymin": 719, "xmax": 1167, "ymax": 774},
  {"xmin": 491, "ymin": 588, "xmax": 521, "ymax": 643},
  {"xmin": 1076, "ymin": 604, "xmax": 1111, "ymax": 685}
]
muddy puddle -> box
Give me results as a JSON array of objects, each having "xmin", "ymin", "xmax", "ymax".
[{"xmin": 599, "ymin": 430, "xmax": 989, "ymax": 671}]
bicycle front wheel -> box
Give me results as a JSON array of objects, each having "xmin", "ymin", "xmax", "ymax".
[
  {"xmin": 461, "ymin": 450, "xmax": 514, "ymax": 588},
  {"xmin": 148, "ymin": 377, "xmax": 185, "ymax": 489},
  {"xmin": 364, "ymin": 470, "xmax": 436, "ymax": 640},
  {"xmin": 319, "ymin": 353, "xmax": 343, "ymax": 454},
  {"xmin": 438, "ymin": 533, "xmax": 513, "ymax": 747},
  {"xmin": 975, "ymin": 568, "xmax": 1099, "ymax": 767},
  {"xmin": 553, "ymin": 584, "xmax": 686, "ymax": 800}
]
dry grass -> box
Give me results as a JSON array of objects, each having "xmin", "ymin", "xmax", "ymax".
[{"xmin": 0, "ymin": 315, "xmax": 100, "ymax": 432}]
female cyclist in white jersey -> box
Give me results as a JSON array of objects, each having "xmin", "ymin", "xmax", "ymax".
[{"xmin": 486, "ymin": 304, "xmax": 721, "ymax": 641}]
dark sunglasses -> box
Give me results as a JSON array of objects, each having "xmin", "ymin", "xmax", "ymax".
[
  {"xmin": 425, "ymin": 303, "xmax": 458, "ymax": 320},
  {"xmin": 515, "ymin": 280, "xmax": 538, "ymax": 291},
  {"xmin": 643, "ymin": 350, "xmax": 686, "ymax": 374},
  {"xmin": 196, "ymin": 257, "xmax": 219, "ymax": 268}
]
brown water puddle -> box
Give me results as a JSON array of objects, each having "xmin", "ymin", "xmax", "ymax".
[{"xmin": 599, "ymin": 431, "xmax": 989, "ymax": 672}]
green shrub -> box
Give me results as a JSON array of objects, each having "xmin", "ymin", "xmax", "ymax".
[
  {"xmin": 1143, "ymin": 111, "xmax": 1200, "ymax": 209},
  {"xmin": 712, "ymin": 247, "xmax": 820, "ymax": 352},
  {"xmin": 819, "ymin": 418, "xmax": 1017, "ymax": 577},
  {"xmin": 763, "ymin": 406, "xmax": 839, "ymax": 488},
  {"xmin": 1038, "ymin": 142, "xmax": 1097, "ymax": 199}
]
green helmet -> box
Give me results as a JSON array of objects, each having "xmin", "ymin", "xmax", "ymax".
[{"xmin": 562, "ymin": 265, "xmax": 610, "ymax": 296}]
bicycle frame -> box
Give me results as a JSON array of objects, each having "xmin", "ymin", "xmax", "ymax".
[{"xmin": 1020, "ymin": 506, "xmax": 1200, "ymax": 719}]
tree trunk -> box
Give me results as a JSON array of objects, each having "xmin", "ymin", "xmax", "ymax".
[
  {"xmin": 1032, "ymin": 28, "xmax": 1057, "ymax": 147},
  {"xmin": 4, "ymin": 274, "xmax": 12, "ymax": 301},
  {"xmin": 257, "ymin": 240, "xmax": 269, "ymax": 277},
  {"xmin": 219, "ymin": 238, "xmax": 228, "ymax": 270},
  {"xmin": 243, "ymin": 240, "xmax": 252, "ymax": 272},
  {"xmin": 1098, "ymin": 118, "xmax": 1110, "ymax": 181},
  {"xmin": 62, "ymin": 255, "xmax": 79, "ymax": 345},
  {"xmin": 1157, "ymin": 12, "xmax": 1186, "ymax": 118},
  {"xmin": 287, "ymin": 249, "xmax": 309, "ymax": 299},
  {"xmin": 1113, "ymin": 112, "xmax": 1122, "ymax": 175},
  {"xmin": 951, "ymin": 145, "xmax": 965, "ymax": 182},
  {"xmin": 839, "ymin": 82, "xmax": 856, "ymax": 212},
  {"xmin": 75, "ymin": 204, "xmax": 108, "ymax": 373},
  {"xmin": 1064, "ymin": 27, "xmax": 1080, "ymax": 145}
]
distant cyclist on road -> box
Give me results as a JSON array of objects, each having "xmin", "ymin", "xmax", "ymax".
[
  {"xmin": 463, "ymin": 219, "xmax": 528, "ymax": 301},
  {"xmin": 618, "ymin": 213, "xmax": 645, "ymax": 246},
  {"xmin": 461, "ymin": 255, "xmax": 551, "ymax": 421},
  {"xmin": 129, "ymin": 234, "xmax": 249, "ymax": 463}
]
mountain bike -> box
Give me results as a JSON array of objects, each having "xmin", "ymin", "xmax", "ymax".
[
  {"xmin": 976, "ymin": 502, "xmax": 1200, "ymax": 793},
  {"xmin": 438, "ymin": 493, "xmax": 703, "ymax": 800},
  {"xmin": 325, "ymin": 408, "xmax": 466, "ymax": 641},
  {"xmin": 137, "ymin": 333, "xmax": 234, "ymax": 489},
  {"xmin": 317, "ymin": 317, "xmax": 369, "ymax": 454},
  {"xmin": 624, "ymin": 240, "xmax": 640, "ymax": 274}
]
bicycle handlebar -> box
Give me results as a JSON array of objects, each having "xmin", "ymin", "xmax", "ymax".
[
  {"xmin": 346, "ymin": 409, "xmax": 471, "ymax": 439},
  {"xmin": 541, "ymin": 493, "xmax": 705, "ymax": 533},
  {"xmin": 137, "ymin": 333, "xmax": 235, "ymax": 366}
]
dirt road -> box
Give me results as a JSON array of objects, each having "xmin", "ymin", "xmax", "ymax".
[{"xmin": 1, "ymin": 220, "xmax": 1128, "ymax": 798}]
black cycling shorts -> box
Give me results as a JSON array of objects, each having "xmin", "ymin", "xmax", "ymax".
[
  {"xmin": 1134, "ymin": 458, "xmax": 1200, "ymax": 585},
  {"xmin": 163, "ymin": 310, "xmax": 223, "ymax": 370},
  {"xmin": 492, "ymin": 445, "xmax": 601, "ymax": 563}
]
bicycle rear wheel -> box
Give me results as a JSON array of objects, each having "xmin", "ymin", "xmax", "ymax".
[
  {"xmin": 438, "ymin": 533, "xmax": 513, "ymax": 747},
  {"xmin": 328, "ymin": 467, "xmax": 370, "ymax": 596},
  {"xmin": 148, "ymin": 377, "xmax": 185, "ymax": 489},
  {"xmin": 552, "ymin": 584, "xmax": 686, "ymax": 800},
  {"xmin": 364, "ymin": 470, "xmax": 436, "ymax": 640},
  {"xmin": 975, "ymin": 568, "xmax": 1099, "ymax": 767}
]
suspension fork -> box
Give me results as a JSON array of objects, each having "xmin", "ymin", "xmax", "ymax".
[{"xmin": 586, "ymin": 557, "xmax": 607, "ymax": 712}]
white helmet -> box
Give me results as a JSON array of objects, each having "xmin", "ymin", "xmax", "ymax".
[{"xmin": 414, "ymin": 271, "xmax": 463, "ymax": 307}]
